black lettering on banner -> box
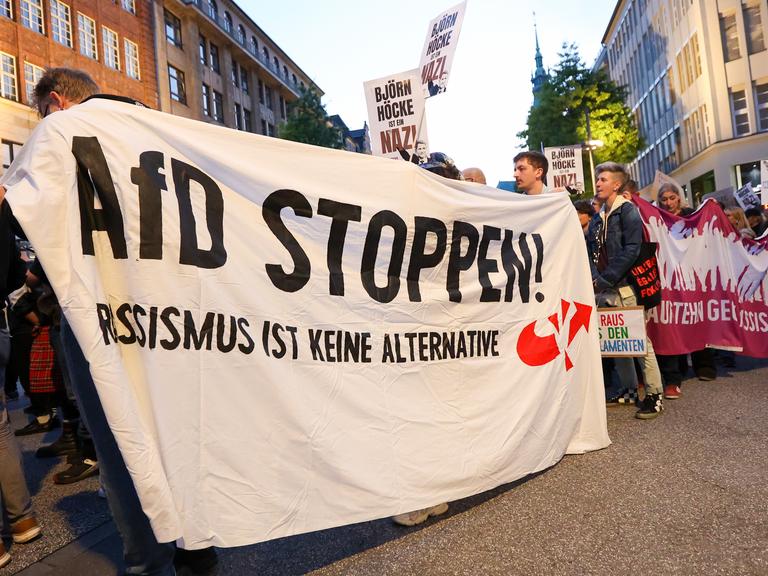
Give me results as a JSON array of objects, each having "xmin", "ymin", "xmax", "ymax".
[
  {"xmin": 133, "ymin": 304, "xmax": 147, "ymax": 346},
  {"xmin": 501, "ymin": 231, "xmax": 536, "ymax": 303},
  {"xmin": 237, "ymin": 317, "xmax": 255, "ymax": 354},
  {"xmin": 96, "ymin": 303, "xmax": 116, "ymax": 344},
  {"xmin": 317, "ymin": 199, "xmax": 362, "ymax": 296},
  {"xmin": 171, "ymin": 159, "xmax": 227, "ymax": 269},
  {"xmin": 147, "ymin": 306, "xmax": 159, "ymax": 349},
  {"xmin": 361, "ymin": 210, "xmax": 407, "ymax": 303},
  {"xmin": 130, "ymin": 151, "xmax": 166, "ymax": 260},
  {"xmin": 71, "ymin": 136, "xmax": 127, "ymax": 259},
  {"xmin": 446, "ymin": 221, "xmax": 479, "ymax": 302},
  {"xmin": 160, "ymin": 307, "xmax": 181, "ymax": 350},
  {"xmin": 478, "ymin": 225, "xmax": 502, "ymax": 302},
  {"xmin": 263, "ymin": 189, "xmax": 312, "ymax": 293},
  {"xmin": 183, "ymin": 310, "xmax": 215, "ymax": 350},
  {"xmin": 216, "ymin": 314, "xmax": 238, "ymax": 353},
  {"xmin": 407, "ymin": 216, "xmax": 447, "ymax": 301},
  {"xmin": 115, "ymin": 303, "xmax": 137, "ymax": 344}
]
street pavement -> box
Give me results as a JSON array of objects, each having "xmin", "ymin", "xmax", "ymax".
[{"xmin": 2, "ymin": 355, "xmax": 767, "ymax": 576}]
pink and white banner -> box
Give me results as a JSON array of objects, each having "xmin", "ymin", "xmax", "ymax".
[{"xmin": 635, "ymin": 198, "xmax": 768, "ymax": 357}]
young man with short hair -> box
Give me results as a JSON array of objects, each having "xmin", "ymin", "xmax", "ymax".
[{"xmin": 513, "ymin": 151, "xmax": 548, "ymax": 195}]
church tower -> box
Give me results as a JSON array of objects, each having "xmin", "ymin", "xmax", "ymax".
[{"xmin": 531, "ymin": 17, "xmax": 547, "ymax": 106}]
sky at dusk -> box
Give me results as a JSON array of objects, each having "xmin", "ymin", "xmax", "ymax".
[{"xmin": 240, "ymin": 0, "xmax": 619, "ymax": 185}]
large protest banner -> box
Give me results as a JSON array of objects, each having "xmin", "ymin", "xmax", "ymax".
[
  {"xmin": 1, "ymin": 100, "xmax": 609, "ymax": 549},
  {"xmin": 418, "ymin": 1, "xmax": 466, "ymax": 97},
  {"xmin": 364, "ymin": 69, "xmax": 427, "ymax": 159},
  {"xmin": 635, "ymin": 198, "xmax": 768, "ymax": 356},
  {"xmin": 544, "ymin": 145, "xmax": 585, "ymax": 194}
]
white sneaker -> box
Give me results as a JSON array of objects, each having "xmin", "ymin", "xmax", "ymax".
[{"xmin": 392, "ymin": 503, "xmax": 449, "ymax": 526}]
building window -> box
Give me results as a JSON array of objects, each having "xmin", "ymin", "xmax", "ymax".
[
  {"xmin": 209, "ymin": 43, "xmax": 220, "ymax": 73},
  {"xmin": 261, "ymin": 119, "xmax": 267, "ymax": 134},
  {"xmin": 212, "ymin": 90, "xmax": 223, "ymax": 122},
  {"xmin": 292, "ymin": 73, "xmax": 297, "ymax": 86},
  {"xmin": 24, "ymin": 61, "xmax": 43, "ymax": 104},
  {"xmin": 243, "ymin": 107, "xmax": 251, "ymax": 132},
  {"xmin": 237, "ymin": 24, "xmax": 245, "ymax": 45},
  {"xmin": 50, "ymin": 0, "xmax": 72, "ymax": 47},
  {"xmin": 265, "ymin": 84, "xmax": 273, "ymax": 110},
  {"xmin": 168, "ymin": 65, "xmax": 186, "ymax": 104},
  {"xmin": 1, "ymin": 0, "xmax": 12, "ymax": 19},
  {"xmin": 743, "ymin": 2, "xmax": 765, "ymax": 54},
  {"xmin": 207, "ymin": 0, "xmax": 217, "ymax": 20},
  {"xmin": 279, "ymin": 95, "xmax": 285, "ymax": 119},
  {"xmin": 240, "ymin": 68, "xmax": 248, "ymax": 94},
  {"xmin": 164, "ymin": 9, "xmax": 182, "ymax": 47},
  {"xmin": 201, "ymin": 83, "xmax": 210, "ymax": 116},
  {"xmin": 0, "ymin": 52, "xmax": 17, "ymax": 101},
  {"xmin": 731, "ymin": 89, "xmax": 749, "ymax": 136},
  {"xmin": 234, "ymin": 103, "xmax": 242, "ymax": 130},
  {"xmin": 21, "ymin": 0, "xmax": 44, "ymax": 33},
  {"xmin": 121, "ymin": 0, "xmax": 135, "ymax": 14},
  {"xmin": 103, "ymin": 27, "xmax": 120, "ymax": 70},
  {"xmin": 231, "ymin": 61, "xmax": 238, "ymax": 87},
  {"xmin": 262, "ymin": 46, "xmax": 269, "ymax": 63},
  {"xmin": 2, "ymin": 140, "xmax": 22, "ymax": 171},
  {"xmin": 124, "ymin": 39, "xmax": 140, "ymax": 80},
  {"xmin": 755, "ymin": 81, "xmax": 768, "ymax": 131},
  {"xmin": 199, "ymin": 35, "xmax": 207, "ymax": 65},
  {"xmin": 78, "ymin": 13, "xmax": 97, "ymax": 59},
  {"xmin": 273, "ymin": 56, "xmax": 278, "ymax": 72},
  {"xmin": 282, "ymin": 65, "xmax": 288, "ymax": 80},
  {"xmin": 258, "ymin": 79, "xmax": 264, "ymax": 104},
  {"xmin": 249, "ymin": 36, "xmax": 257, "ymax": 55},
  {"xmin": 720, "ymin": 13, "xmax": 741, "ymax": 62},
  {"xmin": 223, "ymin": 11, "xmax": 232, "ymax": 33}
]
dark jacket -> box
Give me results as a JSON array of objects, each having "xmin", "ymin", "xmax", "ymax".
[{"xmin": 587, "ymin": 195, "xmax": 643, "ymax": 291}]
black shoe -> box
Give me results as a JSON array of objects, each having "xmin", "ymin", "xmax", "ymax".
[
  {"xmin": 53, "ymin": 456, "xmax": 99, "ymax": 484},
  {"xmin": 174, "ymin": 547, "xmax": 219, "ymax": 576},
  {"xmin": 36, "ymin": 422, "xmax": 79, "ymax": 458},
  {"xmin": 635, "ymin": 393, "xmax": 663, "ymax": 420},
  {"xmin": 14, "ymin": 416, "xmax": 60, "ymax": 436},
  {"xmin": 606, "ymin": 388, "xmax": 636, "ymax": 405},
  {"xmin": 696, "ymin": 369, "xmax": 716, "ymax": 381}
]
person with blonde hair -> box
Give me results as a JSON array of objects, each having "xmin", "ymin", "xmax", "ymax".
[
  {"xmin": 725, "ymin": 206, "xmax": 756, "ymax": 239},
  {"xmin": 657, "ymin": 183, "xmax": 692, "ymax": 217}
]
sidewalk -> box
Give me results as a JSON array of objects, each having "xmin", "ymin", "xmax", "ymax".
[{"xmin": 5, "ymin": 356, "xmax": 768, "ymax": 575}]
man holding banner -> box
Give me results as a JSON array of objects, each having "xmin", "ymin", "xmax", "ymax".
[{"xmin": 588, "ymin": 162, "xmax": 664, "ymax": 419}]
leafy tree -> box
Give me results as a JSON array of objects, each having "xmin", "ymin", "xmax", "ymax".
[
  {"xmin": 518, "ymin": 44, "xmax": 642, "ymax": 195},
  {"xmin": 278, "ymin": 87, "xmax": 342, "ymax": 149}
]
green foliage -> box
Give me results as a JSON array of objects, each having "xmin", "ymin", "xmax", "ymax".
[
  {"xmin": 278, "ymin": 87, "xmax": 342, "ymax": 149},
  {"xmin": 518, "ymin": 44, "xmax": 642, "ymax": 194}
]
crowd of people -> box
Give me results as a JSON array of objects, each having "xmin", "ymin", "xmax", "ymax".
[{"xmin": 0, "ymin": 66, "xmax": 764, "ymax": 572}]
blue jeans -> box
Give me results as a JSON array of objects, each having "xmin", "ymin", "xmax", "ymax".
[
  {"xmin": 0, "ymin": 327, "xmax": 35, "ymax": 532},
  {"xmin": 60, "ymin": 317, "xmax": 176, "ymax": 576}
]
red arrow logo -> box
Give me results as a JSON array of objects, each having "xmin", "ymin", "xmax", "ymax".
[{"xmin": 517, "ymin": 300, "xmax": 592, "ymax": 371}]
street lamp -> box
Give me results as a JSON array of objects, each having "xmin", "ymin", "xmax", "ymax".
[{"xmin": 583, "ymin": 108, "xmax": 604, "ymax": 196}]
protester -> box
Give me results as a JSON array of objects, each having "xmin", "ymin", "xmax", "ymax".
[
  {"xmin": 391, "ymin": 152, "xmax": 463, "ymax": 527},
  {"xmin": 744, "ymin": 207, "xmax": 767, "ymax": 237},
  {"xmin": 573, "ymin": 199, "xmax": 596, "ymax": 236},
  {"xmin": 622, "ymin": 179, "xmax": 638, "ymax": 199},
  {"xmin": 587, "ymin": 162, "xmax": 664, "ymax": 419},
  {"xmin": 655, "ymin": 182, "xmax": 716, "ymax": 392},
  {"xmin": 462, "ymin": 167, "xmax": 486, "ymax": 184},
  {"xmin": 725, "ymin": 206, "xmax": 756, "ymax": 239},
  {"xmin": 0, "ymin": 67, "xmax": 217, "ymax": 576},
  {"xmin": 0, "ymin": 202, "xmax": 42, "ymax": 570},
  {"xmin": 513, "ymin": 151, "xmax": 549, "ymax": 195}
]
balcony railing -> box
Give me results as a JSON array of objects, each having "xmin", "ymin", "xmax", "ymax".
[{"xmin": 185, "ymin": 0, "xmax": 303, "ymax": 96}]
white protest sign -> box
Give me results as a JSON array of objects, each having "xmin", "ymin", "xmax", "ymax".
[
  {"xmin": 364, "ymin": 69, "xmax": 428, "ymax": 160},
  {"xmin": 734, "ymin": 182, "xmax": 762, "ymax": 211},
  {"xmin": 598, "ymin": 307, "xmax": 647, "ymax": 357},
  {"xmin": 650, "ymin": 170, "xmax": 684, "ymax": 203},
  {"xmin": 1, "ymin": 99, "xmax": 609, "ymax": 549},
  {"xmin": 418, "ymin": 1, "xmax": 467, "ymax": 97},
  {"xmin": 544, "ymin": 145, "xmax": 584, "ymax": 193},
  {"xmin": 761, "ymin": 159, "xmax": 768, "ymax": 205}
]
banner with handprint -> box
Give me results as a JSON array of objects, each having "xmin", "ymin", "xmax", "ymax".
[{"xmin": 635, "ymin": 198, "xmax": 768, "ymax": 357}]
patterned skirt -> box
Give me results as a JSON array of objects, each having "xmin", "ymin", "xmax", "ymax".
[{"xmin": 29, "ymin": 326, "xmax": 62, "ymax": 395}]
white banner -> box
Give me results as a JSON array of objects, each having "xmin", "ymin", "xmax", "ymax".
[
  {"xmin": 598, "ymin": 307, "xmax": 647, "ymax": 357},
  {"xmin": 734, "ymin": 182, "xmax": 762, "ymax": 211},
  {"xmin": 544, "ymin": 145, "xmax": 585, "ymax": 194},
  {"xmin": 1, "ymin": 99, "xmax": 609, "ymax": 549},
  {"xmin": 364, "ymin": 69, "xmax": 428, "ymax": 160},
  {"xmin": 418, "ymin": 1, "xmax": 467, "ymax": 97}
]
